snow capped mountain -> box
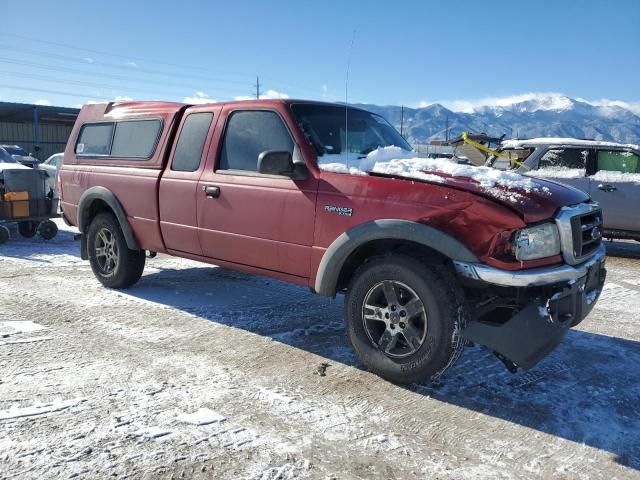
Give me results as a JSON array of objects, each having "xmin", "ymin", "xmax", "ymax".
[{"xmin": 358, "ymin": 94, "xmax": 640, "ymax": 144}]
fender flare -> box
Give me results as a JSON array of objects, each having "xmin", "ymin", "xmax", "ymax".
[
  {"xmin": 78, "ymin": 186, "xmax": 141, "ymax": 250},
  {"xmin": 314, "ymin": 219, "xmax": 478, "ymax": 297}
]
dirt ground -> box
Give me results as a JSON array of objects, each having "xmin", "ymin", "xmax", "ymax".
[{"xmin": 1, "ymin": 221, "xmax": 639, "ymax": 480}]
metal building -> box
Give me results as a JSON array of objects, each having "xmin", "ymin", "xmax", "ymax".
[{"xmin": 0, "ymin": 102, "xmax": 79, "ymax": 161}]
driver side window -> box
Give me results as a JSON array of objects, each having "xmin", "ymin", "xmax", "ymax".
[{"xmin": 219, "ymin": 110, "xmax": 293, "ymax": 172}]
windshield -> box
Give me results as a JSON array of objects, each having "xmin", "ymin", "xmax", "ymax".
[
  {"xmin": 3, "ymin": 146, "xmax": 28, "ymax": 156},
  {"xmin": 291, "ymin": 104, "xmax": 412, "ymax": 164},
  {"xmin": 487, "ymin": 148, "xmax": 533, "ymax": 170}
]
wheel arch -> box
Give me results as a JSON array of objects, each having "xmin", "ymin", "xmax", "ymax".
[
  {"xmin": 314, "ymin": 219, "xmax": 478, "ymax": 298},
  {"xmin": 78, "ymin": 186, "xmax": 140, "ymax": 251}
]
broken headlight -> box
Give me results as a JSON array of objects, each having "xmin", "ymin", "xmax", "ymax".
[{"xmin": 513, "ymin": 223, "xmax": 561, "ymax": 261}]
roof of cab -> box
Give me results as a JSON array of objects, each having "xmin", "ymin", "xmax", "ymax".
[{"xmin": 82, "ymin": 98, "xmax": 370, "ymax": 120}]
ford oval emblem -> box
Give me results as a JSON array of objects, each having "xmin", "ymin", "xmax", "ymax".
[{"xmin": 590, "ymin": 226, "xmax": 602, "ymax": 240}]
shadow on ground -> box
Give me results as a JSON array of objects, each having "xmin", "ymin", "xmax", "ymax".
[
  {"xmin": 605, "ymin": 239, "xmax": 640, "ymax": 259},
  {"xmin": 123, "ymin": 264, "xmax": 640, "ymax": 471}
]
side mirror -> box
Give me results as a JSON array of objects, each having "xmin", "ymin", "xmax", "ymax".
[{"xmin": 258, "ymin": 150, "xmax": 307, "ymax": 179}]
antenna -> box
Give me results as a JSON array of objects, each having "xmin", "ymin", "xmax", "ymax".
[
  {"xmin": 345, "ymin": 31, "xmax": 355, "ymax": 163},
  {"xmin": 255, "ymin": 76, "xmax": 261, "ymax": 100}
]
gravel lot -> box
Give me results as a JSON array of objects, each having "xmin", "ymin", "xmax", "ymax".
[{"xmin": 1, "ymin": 220, "xmax": 639, "ymax": 480}]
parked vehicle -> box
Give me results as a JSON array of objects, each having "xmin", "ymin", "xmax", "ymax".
[
  {"xmin": 0, "ymin": 145, "xmax": 41, "ymax": 168},
  {"xmin": 39, "ymin": 153, "xmax": 63, "ymax": 196},
  {"xmin": 59, "ymin": 100, "xmax": 606, "ymax": 384},
  {"xmin": 487, "ymin": 138, "xmax": 640, "ymax": 241}
]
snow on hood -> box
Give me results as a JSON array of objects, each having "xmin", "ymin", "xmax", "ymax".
[
  {"xmin": 0, "ymin": 161, "xmax": 30, "ymax": 171},
  {"xmin": 317, "ymin": 146, "xmax": 551, "ymax": 203}
]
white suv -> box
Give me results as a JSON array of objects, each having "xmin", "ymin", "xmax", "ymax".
[{"xmin": 487, "ymin": 138, "xmax": 640, "ymax": 241}]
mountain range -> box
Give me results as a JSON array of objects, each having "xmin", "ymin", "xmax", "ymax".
[{"xmin": 355, "ymin": 95, "xmax": 640, "ymax": 145}]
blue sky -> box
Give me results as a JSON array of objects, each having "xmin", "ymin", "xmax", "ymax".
[{"xmin": 0, "ymin": 0, "xmax": 638, "ymax": 110}]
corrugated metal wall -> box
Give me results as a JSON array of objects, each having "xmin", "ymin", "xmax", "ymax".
[{"xmin": 0, "ymin": 121, "xmax": 72, "ymax": 161}]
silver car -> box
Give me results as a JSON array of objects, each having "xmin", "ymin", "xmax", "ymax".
[{"xmin": 487, "ymin": 138, "xmax": 640, "ymax": 241}]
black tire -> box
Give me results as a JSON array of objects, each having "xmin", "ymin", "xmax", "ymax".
[
  {"xmin": 345, "ymin": 254, "xmax": 466, "ymax": 384},
  {"xmin": 0, "ymin": 225, "xmax": 9, "ymax": 244},
  {"xmin": 38, "ymin": 220, "xmax": 58, "ymax": 240},
  {"xmin": 18, "ymin": 221, "xmax": 38, "ymax": 238},
  {"xmin": 87, "ymin": 213, "xmax": 145, "ymax": 288}
]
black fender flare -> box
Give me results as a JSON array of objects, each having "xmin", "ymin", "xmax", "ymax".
[
  {"xmin": 314, "ymin": 219, "xmax": 478, "ymax": 297},
  {"xmin": 78, "ymin": 186, "xmax": 141, "ymax": 251}
]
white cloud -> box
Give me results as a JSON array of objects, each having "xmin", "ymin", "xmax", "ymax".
[
  {"xmin": 125, "ymin": 61, "xmax": 138, "ymax": 68},
  {"xmin": 34, "ymin": 99, "xmax": 51, "ymax": 106},
  {"xmin": 84, "ymin": 57, "xmax": 94, "ymax": 63},
  {"xmin": 577, "ymin": 98, "xmax": 640, "ymax": 116},
  {"xmin": 183, "ymin": 91, "xmax": 217, "ymax": 104},
  {"xmin": 114, "ymin": 95, "xmax": 133, "ymax": 102},
  {"xmin": 413, "ymin": 92, "xmax": 640, "ymax": 116},
  {"xmin": 234, "ymin": 89, "xmax": 289, "ymax": 101}
]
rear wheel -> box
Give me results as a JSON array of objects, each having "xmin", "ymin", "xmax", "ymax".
[
  {"xmin": 38, "ymin": 220, "xmax": 58, "ymax": 240},
  {"xmin": 18, "ymin": 221, "xmax": 38, "ymax": 238},
  {"xmin": 344, "ymin": 254, "xmax": 466, "ymax": 384},
  {"xmin": 0, "ymin": 225, "xmax": 9, "ymax": 244},
  {"xmin": 87, "ymin": 213, "xmax": 145, "ymax": 288}
]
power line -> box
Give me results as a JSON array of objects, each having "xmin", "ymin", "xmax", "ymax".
[
  {"xmin": 0, "ymin": 84, "xmax": 112, "ymax": 102},
  {"xmin": 0, "ymin": 44, "xmax": 254, "ymax": 87},
  {"xmin": 0, "ymin": 32, "xmax": 258, "ymax": 80}
]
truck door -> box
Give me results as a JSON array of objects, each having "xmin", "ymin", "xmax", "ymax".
[
  {"xmin": 159, "ymin": 107, "xmax": 220, "ymax": 255},
  {"xmin": 196, "ymin": 107, "xmax": 317, "ymax": 279},
  {"xmin": 589, "ymin": 149, "xmax": 640, "ymax": 232},
  {"xmin": 533, "ymin": 147, "xmax": 592, "ymax": 194}
]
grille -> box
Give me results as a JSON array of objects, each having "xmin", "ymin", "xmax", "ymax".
[
  {"xmin": 571, "ymin": 209, "xmax": 603, "ymax": 260},
  {"xmin": 555, "ymin": 203, "xmax": 603, "ymax": 265}
]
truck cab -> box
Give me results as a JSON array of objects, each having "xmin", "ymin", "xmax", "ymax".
[{"xmin": 59, "ymin": 100, "xmax": 607, "ymax": 384}]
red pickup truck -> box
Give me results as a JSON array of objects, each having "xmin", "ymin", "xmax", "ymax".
[{"xmin": 59, "ymin": 100, "xmax": 606, "ymax": 384}]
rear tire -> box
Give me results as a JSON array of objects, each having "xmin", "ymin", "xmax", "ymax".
[
  {"xmin": 344, "ymin": 254, "xmax": 466, "ymax": 384},
  {"xmin": 18, "ymin": 221, "xmax": 38, "ymax": 238},
  {"xmin": 87, "ymin": 213, "xmax": 145, "ymax": 288},
  {"xmin": 0, "ymin": 225, "xmax": 9, "ymax": 244},
  {"xmin": 38, "ymin": 220, "xmax": 58, "ymax": 240}
]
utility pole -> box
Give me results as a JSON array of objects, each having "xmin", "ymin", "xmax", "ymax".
[
  {"xmin": 445, "ymin": 115, "xmax": 449, "ymax": 143},
  {"xmin": 400, "ymin": 105, "xmax": 404, "ymax": 137},
  {"xmin": 255, "ymin": 76, "xmax": 261, "ymax": 100}
]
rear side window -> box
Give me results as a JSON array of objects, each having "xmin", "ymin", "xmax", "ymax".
[
  {"xmin": 76, "ymin": 119, "xmax": 162, "ymax": 158},
  {"xmin": 539, "ymin": 148, "xmax": 588, "ymax": 169},
  {"xmin": 171, "ymin": 113, "xmax": 213, "ymax": 172},
  {"xmin": 219, "ymin": 110, "xmax": 293, "ymax": 172},
  {"xmin": 597, "ymin": 150, "xmax": 640, "ymax": 174},
  {"xmin": 111, "ymin": 120, "xmax": 162, "ymax": 158},
  {"xmin": 76, "ymin": 123, "xmax": 114, "ymax": 155}
]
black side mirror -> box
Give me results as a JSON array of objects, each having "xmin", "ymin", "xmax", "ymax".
[{"xmin": 258, "ymin": 150, "xmax": 307, "ymax": 179}]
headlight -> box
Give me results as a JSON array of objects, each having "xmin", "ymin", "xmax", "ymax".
[{"xmin": 513, "ymin": 223, "xmax": 561, "ymax": 261}]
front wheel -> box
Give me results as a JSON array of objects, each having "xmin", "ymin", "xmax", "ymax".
[
  {"xmin": 38, "ymin": 220, "xmax": 58, "ymax": 240},
  {"xmin": 87, "ymin": 213, "xmax": 145, "ymax": 288},
  {"xmin": 345, "ymin": 255, "xmax": 466, "ymax": 384}
]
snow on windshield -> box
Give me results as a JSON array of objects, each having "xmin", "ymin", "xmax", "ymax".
[{"xmin": 318, "ymin": 146, "xmax": 550, "ymax": 203}]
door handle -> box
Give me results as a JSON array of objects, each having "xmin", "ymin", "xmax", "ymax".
[
  {"xmin": 597, "ymin": 183, "xmax": 617, "ymax": 192},
  {"xmin": 204, "ymin": 185, "xmax": 221, "ymax": 198}
]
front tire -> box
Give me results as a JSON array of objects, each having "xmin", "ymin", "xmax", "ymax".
[
  {"xmin": 87, "ymin": 213, "xmax": 145, "ymax": 288},
  {"xmin": 345, "ymin": 255, "xmax": 466, "ymax": 384}
]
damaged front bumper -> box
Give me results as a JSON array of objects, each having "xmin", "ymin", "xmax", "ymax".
[{"xmin": 455, "ymin": 244, "xmax": 607, "ymax": 370}]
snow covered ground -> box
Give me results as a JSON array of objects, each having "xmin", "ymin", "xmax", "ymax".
[{"xmin": 1, "ymin": 220, "xmax": 639, "ymax": 479}]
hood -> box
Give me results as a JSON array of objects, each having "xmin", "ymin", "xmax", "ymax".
[
  {"xmin": 372, "ymin": 170, "xmax": 589, "ymax": 224},
  {"xmin": 12, "ymin": 154, "xmax": 39, "ymax": 164}
]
